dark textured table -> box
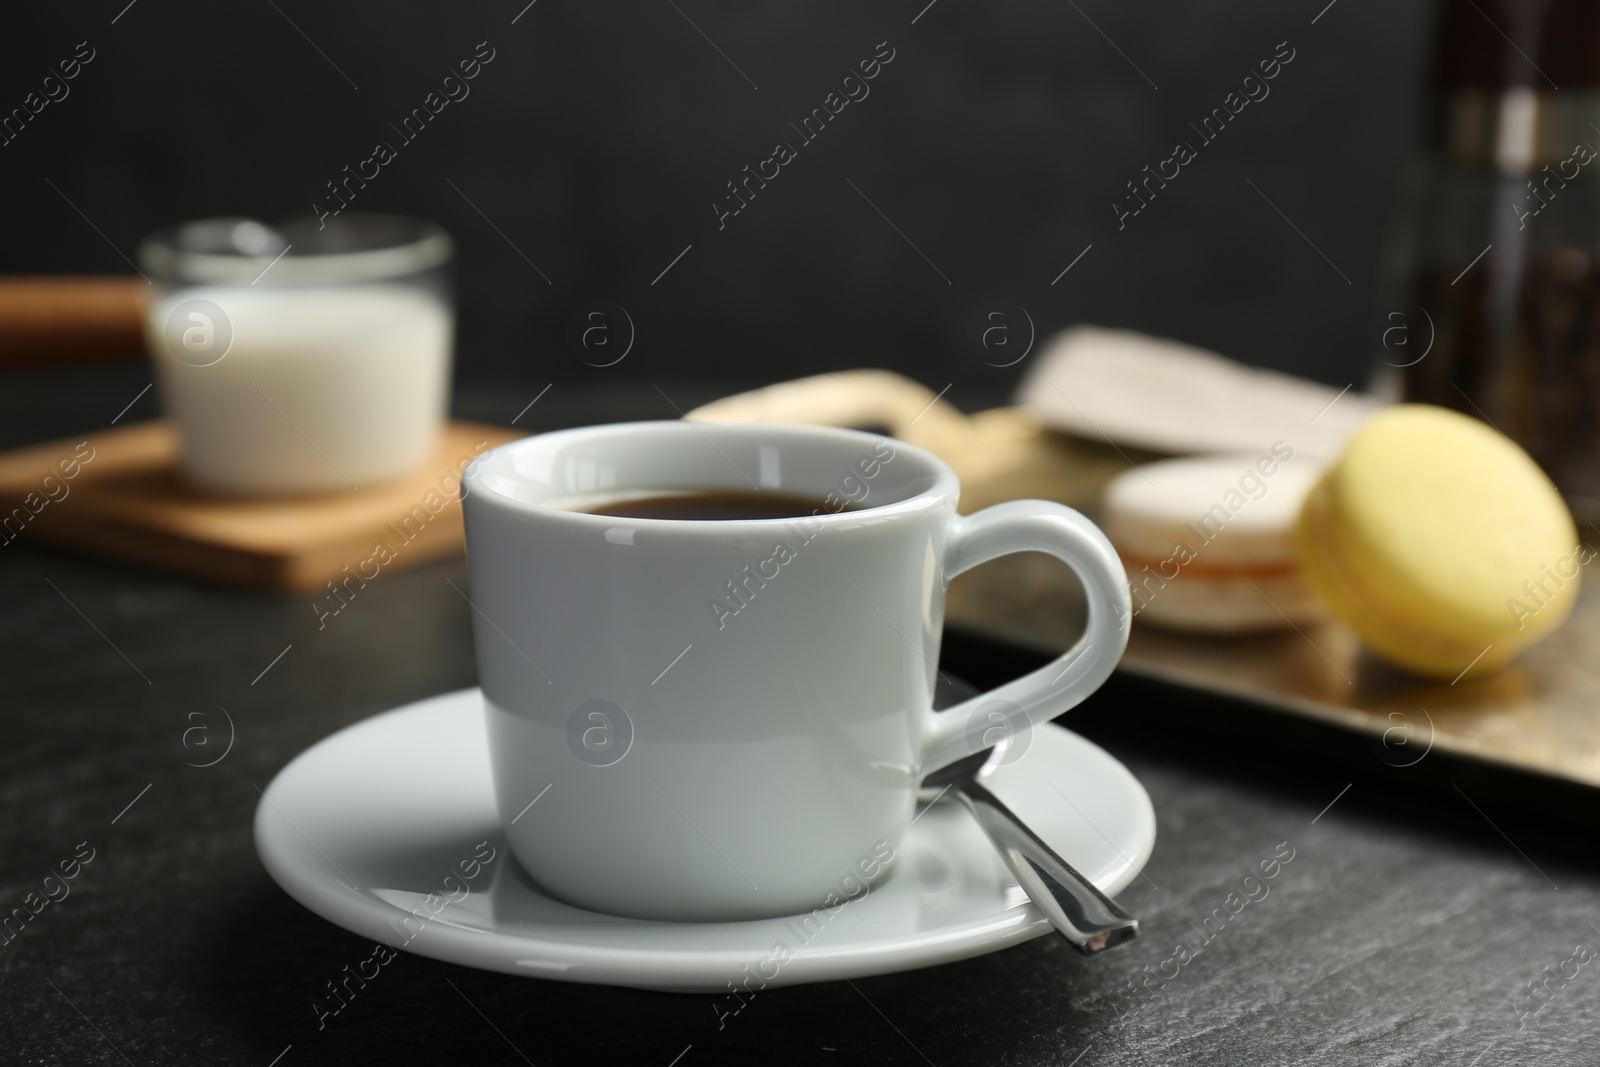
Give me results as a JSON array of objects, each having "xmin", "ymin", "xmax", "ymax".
[{"xmin": 4, "ymin": 366, "xmax": 1597, "ymax": 1066}]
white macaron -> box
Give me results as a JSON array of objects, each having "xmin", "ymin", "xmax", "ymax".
[{"xmin": 1103, "ymin": 449, "xmax": 1327, "ymax": 633}]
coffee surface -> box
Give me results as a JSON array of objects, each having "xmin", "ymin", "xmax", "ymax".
[{"xmin": 577, "ymin": 489, "xmax": 855, "ymax": 520}]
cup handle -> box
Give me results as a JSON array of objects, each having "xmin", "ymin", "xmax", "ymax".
[{"xmin": 922, "ymin": 499, "xmax": 1132, "ymax": 776}]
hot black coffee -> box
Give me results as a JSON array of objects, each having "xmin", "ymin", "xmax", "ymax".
[{"xmin": 577, "ymin": 489, "xmax": 859, "ymax": 521}]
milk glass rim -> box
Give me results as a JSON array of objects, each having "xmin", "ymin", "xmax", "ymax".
[{"xmin": 138, "ymin": 213, "xmax": 452, "ymax": 286}]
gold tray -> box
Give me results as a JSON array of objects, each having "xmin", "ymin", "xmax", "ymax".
[
  {"xmin": 946, "ymin": 552, "xmax": 1600, "ymax": 789},
  {"xmin": 692, "ymin": 370, "xmax": 1600, "ymax": 791}
]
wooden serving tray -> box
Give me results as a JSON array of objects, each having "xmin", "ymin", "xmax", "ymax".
[
  {"xmin": 0, "ymin": 419, "xmax": 523, "ymax": 592},
  {"xmin": 692, "ymin": 371, "xmax": 1600, "ymax": 792}
]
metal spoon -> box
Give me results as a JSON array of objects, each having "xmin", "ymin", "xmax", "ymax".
[{"xmin": 921, "ymin": 743, "xmax": 1140, "ymax": 955}]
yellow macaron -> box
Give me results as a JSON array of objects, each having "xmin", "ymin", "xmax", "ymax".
[{"xmin": 1296, "ymin": 404, "xmax": 1583, "ymax": 679}]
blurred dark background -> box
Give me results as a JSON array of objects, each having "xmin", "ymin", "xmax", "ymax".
[{"xmin": 1, "ymin": 0, "xmax": 1430, "ymax": 408}]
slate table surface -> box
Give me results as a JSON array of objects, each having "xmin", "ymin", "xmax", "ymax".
[{"xmin": 4, "ymin": 365, "xmax": 1598, "ymax": 1066}]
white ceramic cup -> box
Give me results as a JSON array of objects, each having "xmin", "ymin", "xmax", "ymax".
[{"xmin": 461, "ymin": 421, "xmax": 1130, "ymax": 922}]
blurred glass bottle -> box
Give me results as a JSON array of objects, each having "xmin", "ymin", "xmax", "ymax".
[{"xmin": 1378, "ymin": 0, "xmax": 1600, "ymax": 519}]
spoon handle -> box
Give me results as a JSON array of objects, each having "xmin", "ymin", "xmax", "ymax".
[{"xmin": 954, "ymin": 778, "xmax": 1139, "ymax": 955}]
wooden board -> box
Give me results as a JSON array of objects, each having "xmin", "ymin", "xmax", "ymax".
[{"xmin": 0, "ymin": 419, "xmax": 523, "ymax": 592}]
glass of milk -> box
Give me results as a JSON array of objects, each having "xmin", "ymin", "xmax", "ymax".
[{"xmin": 139, "ymin": 215, "xmax": 453, "ymax": 495}]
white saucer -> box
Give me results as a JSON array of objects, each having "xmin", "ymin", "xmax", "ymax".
[{"xmin": 254, "ymin": 689, "xmax": 1156, "ymax": 992}]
